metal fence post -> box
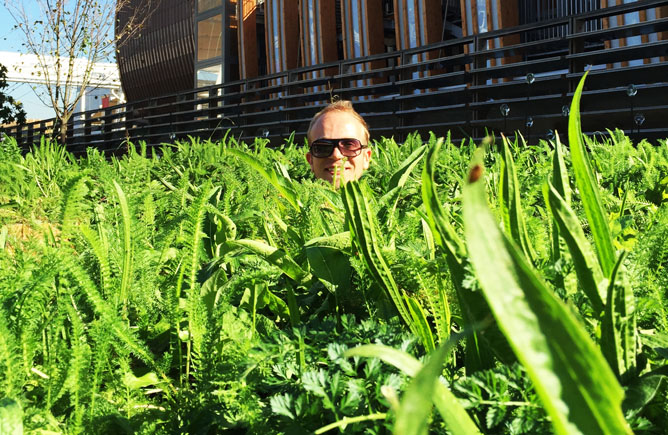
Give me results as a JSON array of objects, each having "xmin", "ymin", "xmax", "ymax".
[{"xmin": 568, "ymin": 16, "xmax": 586, "ymax": 93}]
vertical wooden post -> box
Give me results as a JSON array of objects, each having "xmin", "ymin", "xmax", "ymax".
[
  {"xmin": 238, "ymin": 0, "xmax": 258, "ymax": 80},
  {"xmin": 264, "ymin": 0, "xmax": 299, "ymax": 105}
]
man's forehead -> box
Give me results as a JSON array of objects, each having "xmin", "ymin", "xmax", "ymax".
[{"xmin": 309, "ymin": 111, "xmax": 365, "ymax": 140}]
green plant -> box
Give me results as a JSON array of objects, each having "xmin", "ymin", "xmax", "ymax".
[{"xmin": 1, "ymin": 90, "xmax": 667, "ymax": 434}]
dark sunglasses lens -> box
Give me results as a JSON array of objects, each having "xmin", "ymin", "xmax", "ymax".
[
  {"xmin": 311, "ymin": 139, "xmax": 363, "ymax": 157},
  {"xmin": 339, "ymin": 139, "xmax": 362, "ymax": 155},
  {"xmin": 311, "ymin": 141, "xmax": 334, "ymax": 158}
]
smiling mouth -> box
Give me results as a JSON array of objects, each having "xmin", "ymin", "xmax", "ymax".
[{"xmin": 326, "ymin": 166, "xmax": 350, "ymax": 174}]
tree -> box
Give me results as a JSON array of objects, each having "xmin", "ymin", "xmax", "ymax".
[
  {"xmin": 4, "ymin": 0, "xmax": 158, "ymax": 143},
  {"xmin": 0, "ymin": 63, "xmax": 26, "ymax": 129}
]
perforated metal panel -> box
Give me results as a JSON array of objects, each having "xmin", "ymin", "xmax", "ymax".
[{"xmin": 116, "ymin": 0, "xmax": 196, "ymax": 102}]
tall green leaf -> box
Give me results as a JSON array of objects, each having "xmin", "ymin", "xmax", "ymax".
[
  {"xmin": 230, "ymin": 239, "xmax": 311, "ymax": 283},
  {"xmin": 546, "ymin": 133, "xmax": 574, "ymax": 293},
  {"xmin": 499, "ymin": 135, "xmax": 535, "ymax": 263},
  {"xmin": 378, "ymin": 143, "xmax": 428, "ymax": 229},
  {"xmin": 420, "ymin": 138, "xmax": 465, "ymax": 260},
  {"xmin": 546, "ymin": 183, "xmax": 606, "ymax": 314},
  {"xmin": 113, "ymin": 180, "xmax": 133, "ymax": 314},
  {"xmin": 463, "ymin": 150, "xmax": 630, "ymax": 434},
  {"xmin": 551, "ymin": 131, "xmax": 571, "ymax": 205},
  {"xmin": 404, "ymin": 295, "xmax": 435, "ymax": 353},
  {"xmin": 568, "ymin": 72, "xmax": 616, "ymax": 277},
  {"xmin": 386, "ymin": 144, "xmax": 428, "ymax": 192},
  {"xmin": 421, "ymin": 139, "xmax": 498, "ymax": 372},
  {"xmin": 341, "ymin": 181, "xmax": 415, "ymax": 336},
  {"xmin": 601, "ymin": 252, "xmax": 638, "ymax": 379}
]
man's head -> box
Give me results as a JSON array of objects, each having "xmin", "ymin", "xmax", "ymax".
[{"xmin": 306, "ymin": 101, "xmax": 372, "ymax": 187}]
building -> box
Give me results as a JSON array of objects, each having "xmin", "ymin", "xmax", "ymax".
[
  {"xmin": 7, "ymin": 0, "xmax": 668, "ymax": 151},
  {"xmin": 117, "ymin": 1, "xmax": 666, "ymax": 94}
]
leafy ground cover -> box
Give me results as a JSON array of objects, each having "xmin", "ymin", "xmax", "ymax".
[{"xmin": 1, "ymin": 79, "xmax": 668, "ymax": 434}]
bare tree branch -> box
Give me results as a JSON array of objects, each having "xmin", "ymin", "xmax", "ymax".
[{"xmin": 4, "ymin": 0, "xmax": 159, "ymax": 142}]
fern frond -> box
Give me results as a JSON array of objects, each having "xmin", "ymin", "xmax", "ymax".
[
  {"xmin": 64, "ymin": 295, "xmax": 91, "ymax": 430},
  {"xmin": 142, "ymin": 191, "xmax": 156, "ymax": 243},
  {"xmin": 59, "ymin": 175, "xmax": 89, "ymax": 242},
  {"xmin": 58, "ymin": 253, "xmax": 175, "ymax": 397},
  {"xmin": 175, "ymin": 184, "xmax": 220, "ymax": 300},
  {"xmin": 80, "ymin": 224, "xmax": 113, "ymax": 299},
  {"xmin": 112, "ymin": 180, "xmax": 133, "ymax": 314},
  {"xmin": 417, "ymin": 269, "xmax": 450, "ymax": 346},
  {"xmin": 0, "ymin": 313, "xmax": 21, "ymax": 397}
]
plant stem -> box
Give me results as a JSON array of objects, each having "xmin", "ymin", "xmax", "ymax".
[{"xmin": 314, "ymin": 413, "xmax": 387, "ymax": 434}]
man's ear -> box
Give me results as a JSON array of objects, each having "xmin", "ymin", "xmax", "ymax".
[
  {"xmin": 306, "ymin": 151, "xmax": 314, "ymax": 169},
  {"xmin": 362, "ymin": 147, "xmax": 372, "ymax": 169}
]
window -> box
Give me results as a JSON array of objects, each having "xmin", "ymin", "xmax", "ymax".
[
  {"xmin": 198, "ymin": 14, "xmax": 223, "ymax": 61},
  {"xmin": 198, "ymin": 0, "xmax": 222, "ymax": 13},
  {"xmin": 197, "ymin": 64, "xmax": 223, "ymax": 87}
]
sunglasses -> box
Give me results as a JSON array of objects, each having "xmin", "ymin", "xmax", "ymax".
[{"xmin": 309, "ymin": 138, "xmax": 366, "ymax": 158}]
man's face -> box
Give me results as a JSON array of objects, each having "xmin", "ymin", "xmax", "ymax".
[{"xmin": 306, "ymin": 111, "xmax": 372, "ymax": 187}]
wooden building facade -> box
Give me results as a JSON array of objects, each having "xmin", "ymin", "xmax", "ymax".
[
  {"xmin": 8, "ymin": 0, "xmax": 667, "ymax": 150},
  {"xmin": 116, "ymin": 0, "xmax": 667, "ymax": 102}
]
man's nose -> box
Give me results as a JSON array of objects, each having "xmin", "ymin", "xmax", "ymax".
[{"xmin": 330, "ymin": 144, "xmax": 344, "ymax": 159}]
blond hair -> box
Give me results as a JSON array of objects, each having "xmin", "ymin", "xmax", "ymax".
[{"xmin": 306, "ymin": 100, "xmax": 370, "ymax": 144}]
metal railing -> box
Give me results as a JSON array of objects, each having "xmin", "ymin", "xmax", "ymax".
[
  {"xmin": 520, "ymin": 0, "xmax": 603, "ymax": 41},
  {"xmin": 5, "ymin": 0, "xmax": 668, "ymax": 153}
]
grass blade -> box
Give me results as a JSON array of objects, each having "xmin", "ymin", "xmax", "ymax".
[
  {"xmin": 601, "ymin": 252, "xmax": 638, "ymax": 379},
  {"xmin": 547, "ymin": 182, "xmax": 606, "ymax": 314},
  {"xmin": 568, "ymin": 72, "xmax": 616, "ymax": 277},
  {"xmin": 113, "ymin": 180, "xmax": 133, "ymax": 315},
  {"xmin": 345, "ymin": 343, "xmax": 481, "ymax": 434},
  {"xmin": 463, "ymin": 150, "xmax": 630, "ymax": 435},
  {"xmin": 386, "ymin": 143, "xmax": 428, "ymax": 194},
  {"xmin": 420, "ymin": 138, "xmax": 465, "ymax": 260},
  {"xmin": 341, "ymin": 181, "xmax": 413, "ymax": 330},
  {"xmin": 421, "ymin": 139, "xmax": 498, "ymax": 372},
  {"xmin": 394, "ymin": 336, "xmax": 478, "ymax": 435},
  {"xmin": 499, "ymin": 135, "xmax": 535, "ymax": 263},
  {"xmin": 379, "ymin": 143, "xmax": 428, "ymax": 228},
  {"xmin": 546, "ymin": 133, "xmax": 574, "ymax": 293},
  {"xmin": 230, "ymin": 239, "xmax": 311, "ymax": 283},
  {"xmin": 405, "ymin": 295, "xmax": 435, "ymax": 353},
  {"xmin": 551, "ymin": 131, "xmax": 571, "ymax": 205}
]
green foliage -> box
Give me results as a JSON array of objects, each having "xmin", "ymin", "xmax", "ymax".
[
  {"xmin": 464, "ymin": 148, "xmax": 629, "ymax": 434},
  {"xmin": 1, "ymin": 92, "xmax": 668, "ymax": 434},
  {"xmin": 0, "ymin": 63, "xmax": 26, "ymax": 128}
]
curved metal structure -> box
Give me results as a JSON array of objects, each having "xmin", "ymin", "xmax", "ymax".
[{"xmin": 116, "ymin": 0, "xmax": 195, "ymax": 102}]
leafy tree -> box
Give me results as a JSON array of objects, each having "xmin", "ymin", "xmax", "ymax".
[
  {"xmin": 0, "ymin": 63, "xmax": 26, "ymax": 129},
  {"xmin": 4, "ymin": 0, "xmax": 157, "ymax": 142}
]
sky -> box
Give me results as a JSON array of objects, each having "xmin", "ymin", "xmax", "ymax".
[
  {"xmin": 2, "ymin": 3, "xmax": 122, "ymax": 121},
  {"xmin": 1, "ymin": 4, "xmax": 66, "ymax": 120}
]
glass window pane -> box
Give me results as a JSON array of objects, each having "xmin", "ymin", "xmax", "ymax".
[
  {"xmin": 197, "ymin": 14, "xmax": 223, "ymax": 61},
  {"xmin": 197, "ymin": 64, "xmax": 222, "ymax": 87},
  {"xmin": 198, "ymin": 0, "xmax": 222, "ymax": 13}
]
